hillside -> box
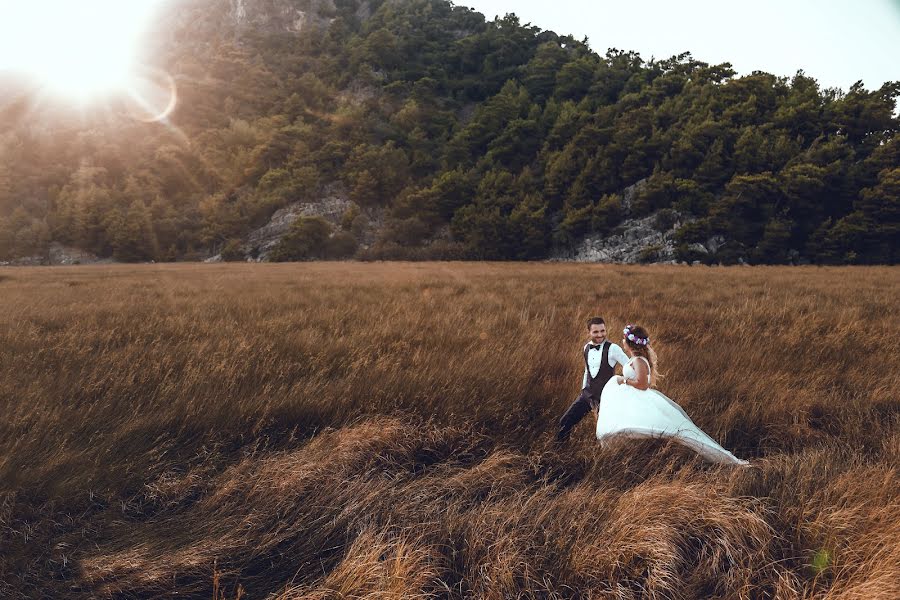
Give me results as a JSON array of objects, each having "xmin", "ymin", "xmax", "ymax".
[
  {"xmin": 0, "ymin": 0, "xmax": 898, "ymax": 264},
  {"xmin": 0, "ymin": 263, "xmax": 897, "ymax": 597}
]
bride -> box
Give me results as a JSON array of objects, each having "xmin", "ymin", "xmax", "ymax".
[{"xmin": 596, "ymin": 324, "xmax": 749, "ymax": 466}]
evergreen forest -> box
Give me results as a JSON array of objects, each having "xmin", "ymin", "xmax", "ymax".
[{"xmin": 1, "ymin": 0, "xmax": 897, "ymax": 264}]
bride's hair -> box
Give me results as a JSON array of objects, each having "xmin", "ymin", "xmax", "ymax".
[{"xmin": 623, "ymin": 324, "xmax": 662, "ymax": 385}]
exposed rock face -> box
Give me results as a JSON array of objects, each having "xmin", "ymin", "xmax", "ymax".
[
  {"xmin": 146, "ymin": 0, "xmax": 341, "ymax": 50},
  {"xmin": 555, "ymin": 213, "xmax": 689, "ymax": 264},
  {"xmin": 555, "ymin": 214, "xmax": 746, "ymax": 264},
  {"xmin": 620, "ymin": 178, "xmax": 649, "ymax": 213},
  {"xmin": 228, "ymin": 0, "xmax": 336, "ymax": 34},
  {"xmin": 206, "ymin": 184, "xmax": 384, "ymax": 262},
  {"xmin": 49, "ymin": 244, "xmax": 106, "ymax": 265},
  {"xmin": 1, "ymin": 243, "xmax": 107, "ymax": 266},
  {"xmin": 246, "ymin": 198, "xmax": 353, "ymax": 261},
  {"xmin": 552, "ymin": 179, "xmax": 739, "ymax": 264},
  {"xmin": 553, "ymin": 179, "xmax": 690, "ymax": 264}
]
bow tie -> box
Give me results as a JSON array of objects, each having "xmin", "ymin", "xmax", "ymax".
[{"xmin": 588, "ymin": 343, "xmax": 604, "ymax": 351}]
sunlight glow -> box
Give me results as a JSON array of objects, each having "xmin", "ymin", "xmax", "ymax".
[{"xmin": 0, "ymin": 0, "xmax": 166, "ymax": 103}]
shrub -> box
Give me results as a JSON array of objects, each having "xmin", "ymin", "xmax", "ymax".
[
  {"xmin": 325, "ymin": 231, "xmax": 359, "ymax": 259},
  {"xmin": 653, "ymin": 208, "xmax": 679, "ymax": 232},
  {"xmin": 221, "ymin": 238, "xmax": 245, "ymax": 262},
  {"xmin": 381, "ymin": 217, "xmax": 431, "ymax": 247},
  {"xmin": 674, "ymin": 219, "xmax": 710, "ymax": 245},
  {"xmin": 269, "ymin": 216, "xmax": 332, "ymax": 261},
  {"xmin": 638, "ymin": 243, "xmax": 663, "ymax": 263},
  {"xmin": 592, "ymin": 194, "xmax": 624, "ymax": 233}
]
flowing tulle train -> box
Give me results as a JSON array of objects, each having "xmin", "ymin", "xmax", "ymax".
[{"xmin": 596, "ymin": 372, "xmax": 749, "ymax": 466}]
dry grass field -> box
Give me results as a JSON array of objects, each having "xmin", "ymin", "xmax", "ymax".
[{"xmin": 0, "ymin": 263, "xmax": 898, "ymax": 599}]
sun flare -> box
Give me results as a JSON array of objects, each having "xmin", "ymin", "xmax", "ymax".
[{"xmin": 0, "ymin": 0, "xmax": 167, "ymax": 103}]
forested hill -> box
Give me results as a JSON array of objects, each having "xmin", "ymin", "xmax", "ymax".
[{"xmin": 1, "ymin": 0, "xmax": 898, "ymax": 264}]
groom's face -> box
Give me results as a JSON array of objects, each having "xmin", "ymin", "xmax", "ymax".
[{"xmin": 589, "ymin": 323, "xmax": 607, "ymax": 344}]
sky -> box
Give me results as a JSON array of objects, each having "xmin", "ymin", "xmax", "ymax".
[{"xmin": 460, "ymin": 0, "xmax": 900, "ymax": 92}]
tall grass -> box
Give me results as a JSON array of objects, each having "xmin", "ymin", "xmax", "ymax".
[{"xmin": 0, "ymin": 263, "xmax": 897, "ymax": 598}]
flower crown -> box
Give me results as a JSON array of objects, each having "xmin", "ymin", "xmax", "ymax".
[{"xmin": 623, "ymin": 324, "xmax": 650, "ymax": 346}]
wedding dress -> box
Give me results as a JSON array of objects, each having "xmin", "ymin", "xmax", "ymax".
[{"xmin": 596, "ymin": 357, "xmax": 749, "ymax": 465}]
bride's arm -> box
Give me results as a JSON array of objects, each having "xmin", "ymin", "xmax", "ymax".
[{"xmin": 622, "ymin": 358, "xmax": 651, "ymax": 391}]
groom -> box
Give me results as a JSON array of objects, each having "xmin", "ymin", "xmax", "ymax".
[{"xmin": 556, "ymin": 316, "xmax": 630, "ymax": 442}]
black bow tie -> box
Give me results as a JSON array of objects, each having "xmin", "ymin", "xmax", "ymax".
[{"xmin": 588, "ymin": 343, "xmax": 604, "ymax": 351}]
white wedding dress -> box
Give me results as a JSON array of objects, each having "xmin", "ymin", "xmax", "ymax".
[{"xmin": 596, "ymin": 357, "xmax": 749, "ymax": 465}]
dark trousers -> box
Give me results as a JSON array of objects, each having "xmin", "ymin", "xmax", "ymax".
[{"xmin": 556, "ymin": 389, "xmax": 596, "ymax": 442}]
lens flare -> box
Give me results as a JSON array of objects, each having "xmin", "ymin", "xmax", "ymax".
[
  {"xmin": 123, "ymin": 68, "xmax": 178, "ymax": 123},
  {"xmin": 0, "ymin": 0, "xmax": 167, "ymax": 103}
]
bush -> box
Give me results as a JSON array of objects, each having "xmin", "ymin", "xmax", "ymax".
[
  {"xmin": 381, "ymin": 217, "xmax": 431, "ymax": 247},
  {"xmin": 631, "ymin": 173, "xmax": 675, "ymax": 217},
  {"xmin": 638, "ymin": 244, "xmax": 663, "ymax": 263},
  {"xmin": 325, "ymin": 231, "xmax": 359, "ymax": 259},
  {"xmin": 269, "ymin": 216, "xmax": 333, "ymax": 261},
  {"xmin": 341, "ymin": 205, "xmax": 361, "ymax": 231},
  {"xmin": 674, "ymin": 219, "xmax": 710, "ymax": 245},
  {"xmin": 592, "ymin": 194, "xmax": 624, "ymax": 233},
  {"xmin": 221, "ymin": 239, "xmax": 245, "ymax": 262},
  {"xmin": 674, "ymin": 243, "xmax": 709, "ymax": 264},
  {"xmin": 359, "ymin": 240, "xmax": 471, "ymax": 261},
  {"xmin": 653, "ymin": 208, "xmax": 679, "ymax": 232}
]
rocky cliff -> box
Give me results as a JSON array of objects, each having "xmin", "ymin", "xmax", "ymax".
[{"xmin": 227, "ymin": 0, "xmax": 338, "ymax": 34}]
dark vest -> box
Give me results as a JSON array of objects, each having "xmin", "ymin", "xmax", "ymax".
[{"xmin": 584, "ymin": 341, "xmax": 614, "ymax": 398}]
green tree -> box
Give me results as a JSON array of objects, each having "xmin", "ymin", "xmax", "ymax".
[
  {"xmin": 430, "ymin": 169, "xmax": 477, "ymax": 221},
  {"xmin": 710, "ymin": 173, "xmax": 783, "ymax": 252},
  {"xmin": 111, "ymin": 200, "xmax": 158, "ymax": 262},
  {"xmin": 444, "ymin": 80, "xmax": 532, "ymax": 167},
  {"xmin": 555, "ymin": 56, "xmax": 596, "ymax": 101},
  {"xmin": 853, "ymin": 167, "xmax": 900, "ymax": 262},
  {"xmin": 592, "ymin": 193, "xmax": 624, "ymax": 233},
  {"xmin": 350, "ymin": 170, "xmax": 380, "ymax": 207},
  {"xmin": 753, "ymin": 217, "xmax": 794, "ymax": 264},
  {"xmin": 779, "ymin": 163, "xmax": 827, "ymax": 244},
  {"xmin": 522, "ymin": 42, "xmax": 569, "ymax": 103}
]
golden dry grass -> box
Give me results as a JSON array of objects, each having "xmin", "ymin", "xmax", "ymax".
[{"xmin": 0, "ymin": 262, "xmax": 898, "ymax": 599}]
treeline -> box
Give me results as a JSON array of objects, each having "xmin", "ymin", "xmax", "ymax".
[{"xmin": 0, "ymin": 0, "xmax": 897, "ymax": 264}]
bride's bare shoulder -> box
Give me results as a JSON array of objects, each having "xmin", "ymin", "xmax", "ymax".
[{"xmin": 633, "ymin": 356, "xmax": 651, "ymax": 376}]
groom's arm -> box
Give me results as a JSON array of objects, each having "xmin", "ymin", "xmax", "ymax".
[{"xmin": 609, "ymin": 343, "xmax": 630, "ymax": 370}]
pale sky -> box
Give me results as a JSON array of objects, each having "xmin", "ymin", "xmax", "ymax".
[{"xmin": 460, "ymin": 0, "xmax": 900, "ymax": 92}]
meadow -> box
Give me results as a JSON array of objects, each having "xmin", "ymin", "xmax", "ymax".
[{"xmin": 0, "ymin": 263, "xmax": 897, "ymax": 599}]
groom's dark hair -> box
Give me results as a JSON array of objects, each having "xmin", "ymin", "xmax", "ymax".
[{"xmin": 586, "ymin": 317, "xmax": 605, "ymax": 329}]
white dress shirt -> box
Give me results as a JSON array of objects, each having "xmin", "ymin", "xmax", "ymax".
[{"xmin": 582, "ymin": 341, "xmax": 630, "ymax": 389}]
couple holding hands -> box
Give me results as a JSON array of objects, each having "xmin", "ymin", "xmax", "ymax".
[{"xmin": 556, "ymin": 317, "xmax": 748, "ymax": 466}]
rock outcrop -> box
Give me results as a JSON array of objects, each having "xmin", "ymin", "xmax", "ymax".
[
  {"xmin": 206, "ymin": 184, "xmax": 383, "ymax": 262},
  {"xmin": 246, "ymin": 199, "xmax": 353, "ymax": 261},
  {"xmin": 555, "ymin": 213, "xmax": 689, "ymax": 264},
  {"xmin": 0, "ymin": 243, "xmax": 107, "ymax": 266},
  {"xmin": 227, "ymin": 0, "xmax": 337, "ymax": 34}
]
